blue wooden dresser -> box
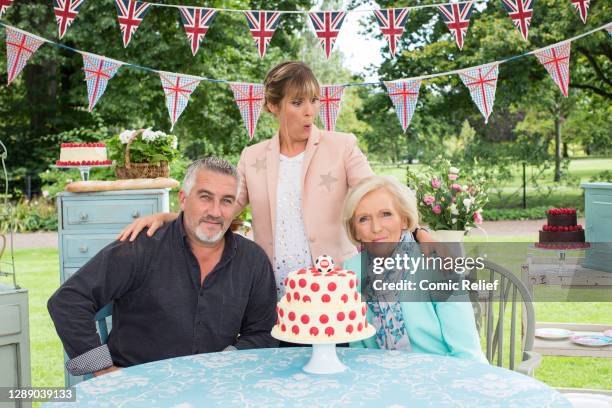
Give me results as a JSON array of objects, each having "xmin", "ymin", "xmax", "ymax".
[
  {"xmin": 57, "ymin": 189, "xmax": 170, "ymax": 386},
  {"xmin": 581, "ymin": 182, "xmax": 612, "ymax": 272}
]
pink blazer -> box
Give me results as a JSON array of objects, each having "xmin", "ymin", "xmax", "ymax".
[{"xmin": 237, "ymin": 126, "xmax": 373, "ymax": 266}]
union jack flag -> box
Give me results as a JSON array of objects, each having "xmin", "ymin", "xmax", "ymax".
[
  {"xmin": 114, "ymin": 0, "xmax": 151, "ymax": 48},
  {"xmin": 0, "ymin": 0, "xmax": 14, "ymax": 19},
  {"xmin": 229, "ymin": 83, "xmax": 265, "ymax": 140},
  {"xmin": 179, "ymin": 7, "xmax": 216, "ymax": 56},
  {"xmin": 159, "ymin": 72, "xmax": 201, "ymax": 130},
  {"xmin": 570, "ymin": 0, "xmax": 589, "ymax": 24},
  {"xmin": 501, "ymin": 0, "xmax": 534, "ymax": 41},
  {"xmin": 535, "ymin": 43, "xmax": 571, "ymax": 97},
  {"xmin": 384, "ymin": 79, "xmax": 422, "ymax": 131},
  {"xmin": 53, "ymin": 0, "xmax": 86, "ymax": 39},
  {"xmin": 5, "ymin": 27, "xmax": 45, "ymax": 85},
  {"xmin": 244, "ymin": 11, "xmax": 281, "ymax": 59},
  {"xmin": 437, "ymin": 2, "xmax": 473, "ymax": 50},
  {"xmin": 82, "ymin": 53, "xmax": 122, "ymax": 112},
  {"xmin": 374, "ymin": 8, "xmax": 410, "ymax": 57},
  {"xmin": 459, "ymin": 64, "xmax": 499, "ymax": 123},
  {"xmin": 309, "ymin": 11, "xmax": 346, "ymax": 59},
  {"xmin": 318, "ymin": 85, "xmax": 345, "ymax": 131}
]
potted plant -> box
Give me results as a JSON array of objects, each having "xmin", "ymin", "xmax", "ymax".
[
  {"xmin": 407, "ymin": 161, "xmax": 489, "ymax": 241},
  {"xmin": 107, "ymin": 128, "xmax": 179, "ymax": 179}
]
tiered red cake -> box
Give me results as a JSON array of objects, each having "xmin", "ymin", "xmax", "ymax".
[
  {"xmin": 56, "ymin": 143, "xmax": 111, "ymax": 166},
  {"xmin": 538, "ymin": 208, "xmax": 585, "ymax": 244}
]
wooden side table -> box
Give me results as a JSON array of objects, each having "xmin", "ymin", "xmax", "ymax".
[{"xmin": 534, "ymin": 322, "xmax": 612, "ymax": 358}]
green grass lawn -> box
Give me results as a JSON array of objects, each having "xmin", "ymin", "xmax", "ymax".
[{"xmin": 10, "ymin": 245, "xmax": 611, "ymax": 393}]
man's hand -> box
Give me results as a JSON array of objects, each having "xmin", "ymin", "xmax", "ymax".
[{"xmin": 93, "ymin": 365, "xmax": 120, "ymax": 377}]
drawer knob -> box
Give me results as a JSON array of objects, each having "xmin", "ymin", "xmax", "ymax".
[
  {"xmin": 132, "ymin": 210, "xmax": 140, "ymax": 219},
  {"xmin": 78, "ymin": 245, "xmax": 89, "ymax": 253},
  {"xmin": 79, "ymin": 213, "xmax": 89, "ymax": 221}
]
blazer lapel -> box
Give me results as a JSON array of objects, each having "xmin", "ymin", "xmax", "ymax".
[
  {"xmin": 301, "ymin": 126, "xmax": 321, "ymax": 184},
  {"xmin": 266, "ymin": 133, "xmax": 280, "ymax": 232}
]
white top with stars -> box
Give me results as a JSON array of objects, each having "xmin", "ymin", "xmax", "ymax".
[{"xmin": 274, "ymin": 152, "xmax": 313, "ymax": 300}]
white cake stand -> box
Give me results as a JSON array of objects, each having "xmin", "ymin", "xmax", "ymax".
[
  {"xmin": 53, "ymin": 164, "xmax": 112, "ymax": 181},
  {"xmin": 272, "ymin": 325, "xmax": 375, "ymax": 374}
]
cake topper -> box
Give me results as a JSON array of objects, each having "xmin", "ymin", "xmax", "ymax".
[{"xmin": 315, "ymin": 255, "xmax": 334, "ymax": 273}]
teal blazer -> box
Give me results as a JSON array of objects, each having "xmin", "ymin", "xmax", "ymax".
[{"xmin": 344, "ymin": 254, "xmax": 487, "ymax": 363}]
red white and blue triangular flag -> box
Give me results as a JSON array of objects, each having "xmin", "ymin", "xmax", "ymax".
[
  {"xmin": 179, "ymin": 7, "xmax": 216, "ymax": 56},
  {"xmin": 319, "ymin": 85, "xmax": 345, "ymax": 131},
  {"xmin": 384, "ymin": 79, "xmax": 422, "ymax": 131},
  {"xmin": 81, "ymin": 52, "xmax": 123, "ymax": 112},
  {"xmin": 374, "ymin": 8, "xmax": 410, "ymax": 57},
  {"xmin": 501, "ymin": 0, "xmax": 534, "ymax": 41},
  {"xmin": 607, "ymin": 26, "xmax": 612, "ymax": 38},
  {"xmin": 53, "ymin": 0, "xmax": 86, "ymax": 39},
  {"xmin": 5, "ymin": 27, "xmax": 45, "ymax": 85},
  {"xmin": 535, "ymin": 43, "xmax": 571, "ymax": 97},
  {"xmin": 459, "ymin": 64, "xmax": 499, "ymax": 123},
  {"xmin": 309, "ymin": 11, "xmax": 346, "ymax": 59},
  {"xmin": 569, "ymin": 0, "xmax": 589, "ymax": 24},
  {"xmin": 229, "ymin": 83, "xmax": 265, "ymax": 140},
  {"xmin": 159, "ymin": 72, "xmax": 201, "ymax": 130},
  {"xmin": 0, "ymin": 0, "xmax": 14, "ymax": 19},
  {"xmin": 114, "ymin": 0, "xmax": 151, "ymax": 48},
  {"xmin": 244, "ymin": 11, "xmax": 281, "ymax": 59},
  {"xmin": 437, "ymin": 2, "xmax": 473, "ymax": 50}
]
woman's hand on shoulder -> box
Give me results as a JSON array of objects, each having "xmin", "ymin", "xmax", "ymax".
[{"xmin": 116, "ymin": 212, "xmax": 178, "ymax": 242}]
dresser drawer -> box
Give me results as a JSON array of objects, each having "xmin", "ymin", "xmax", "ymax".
[
  {"xmin": 0, "ymin": 304, "xmax": 21, "ymax": 336},
  {"xmin": 62, "ymin": 198, "xmax": 159, "ymax": 230},
  {"xmin": 62, "ymin": 235, "xmax": 116, "ymax": 267}
]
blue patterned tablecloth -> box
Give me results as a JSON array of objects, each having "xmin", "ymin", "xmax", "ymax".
[{"xmin": 47, "ymin": 348, "xmax": 570, "ymax": 408}]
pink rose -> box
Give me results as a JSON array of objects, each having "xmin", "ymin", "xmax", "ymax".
[
  {"xmin": 473, "ymin": 212, "xmax": 483, "ymax": 224},
  {"xmin": 451, "ymin": 183, "xmax": 462, "ymax": 191},
  {"xmin": 423, "ymin": 195, "xmax": 436, "ymax": 206},
  {"xmin": 448, "ymin": 174, "xmax": 459, "ymax": 181},
  {"xmin": 432, "ymin": 205, "xmax": 442, "ymax": 214},
  {"xmin": 431, "ymin": 178, "xmax": 441, "ymax": 189}
]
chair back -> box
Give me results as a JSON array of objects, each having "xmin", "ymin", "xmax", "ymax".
[
  {"xmin": 83, "ymin": 303, "xmax": 112, "ymax": 380},
  {"xmin": 474, "ymin": 260, "xmax": 536, "ymax": 372}
]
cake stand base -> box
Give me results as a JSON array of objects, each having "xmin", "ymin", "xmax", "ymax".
[{"xmin": 303, "ymin": 344, "xmax": 347, "ymax": 374}]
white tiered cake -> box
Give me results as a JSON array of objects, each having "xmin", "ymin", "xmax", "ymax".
[{"xmin": 272, "ymin": 256, "xmax": 375, "ymax": 344}]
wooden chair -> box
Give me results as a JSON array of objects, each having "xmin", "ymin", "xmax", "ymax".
[{"xmin": 475, "ymin": 260, "xmax": 541, "ymax": 376}]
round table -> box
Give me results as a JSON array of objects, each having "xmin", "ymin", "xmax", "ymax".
[{"xmin": 48, "ymin": 348, "xmax": 571, "ymax": 407}]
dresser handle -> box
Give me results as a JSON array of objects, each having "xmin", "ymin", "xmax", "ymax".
[
  {"xmin": 78, "ymin": 245, "xmax": 88, "ymax": 253},
  {"xmin": 79, "ymin": 213, "xmax": 89, "ymax": 221},
  {"xmin": 132, "ymin": 210, "xmax": 140, "ymax": 218}
]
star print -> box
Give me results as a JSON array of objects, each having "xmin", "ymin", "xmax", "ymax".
[
  {"xmin": 319, "ymin": 171, "xmax": 338, "ymax": 192},
  {"xmin": 251, "ymin": 157, "xmax": 266, "ymax": 173}
]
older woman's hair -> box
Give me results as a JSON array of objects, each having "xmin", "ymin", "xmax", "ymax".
[
  {"xmin": 263, "ymin": 61, "xmax": 320, "ymax": 111},
  {"xmin": 183, "ymin": 156, "xmax": 241, "ymax": 197},
  {"xmin": 342, "ymin": 175, "xmax": 419, "ymax": 246}
]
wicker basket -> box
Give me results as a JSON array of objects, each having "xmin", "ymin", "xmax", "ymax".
[{"xmin": 115, "ymin": 130, "xmax": 170, "ymax": 179}]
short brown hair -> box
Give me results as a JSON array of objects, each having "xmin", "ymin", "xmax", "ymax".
[{"xmin": 263, "ymin": 61, "xmax": 320, "ymax": 112}]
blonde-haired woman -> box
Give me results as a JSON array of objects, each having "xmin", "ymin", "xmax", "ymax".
[{"xmin": 343, "ymin": 175, "xmax": 486, "ymax": 362}]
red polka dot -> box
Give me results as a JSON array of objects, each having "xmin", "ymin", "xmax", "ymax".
[
  {"xmin": 286, "ymin": 293, "xmax": 291, "ymax": 302},
  {"xmin": 354, "ymin": 292, "xmax": 359, "ymax": 301},
  {"xmin": 288, "ymin": 312, "xmax": 296, "ymax": 321},
  {"xmin": 276, "ymin": 318, "xmax": 280, "ymax": 325},
  {"xmin": 328, "ymin": 282, "xmax": 337, "ymax": 291},
  {"xmin": 310, "ymin": 327, "xmax": 319, "ymax": 336},
  {"xmin": 313, "ymin": 273, "xmax": 322, "ymax": 276},
  {"xmin": 292, "ymin": 325, "xmax": 300, "ymax": 334},
  {"xmin": 303, "ymin": 295, "xmax": 311, "ymax": 302},
  {"xmin": 284, "ymin": 278, "xmax": 288, "ymax": 286},
  {"xmin": 299, "ymin": 279, "xmax": 307, "ymax": 288},
  {"xmin": 346, "ymin": 324, "xmax": 353, "ymax": 334},
  {"xmin": 322, "ymin": 294, "xmax": 331, "ymax": 303},
  {"xmin": 281, "ymin": 324, "xmax": 286, "ymax": 332},
  {"xmin": 298, "ymin": 268, "xmax": 306, "ymax": 273},
  {"xmin": 349, "ymin": 311, "xmax": 357, "ymax": 320},
  {"xmin": 355, "ymin": 279, "xmax": 359, "ymax": 288},
  {"xmin": 311, "ymin": 283, "xmax": 320, "ymax": 292},
  {"xmin": 337, "ymin": 312, "xmax": 345, "ymax": 321},
  {"xmin": 338, "ymin": 273, "xmax": 346, "ymax": 277},
  {"xmin": 320, "ymin": 314, "xmax": 329, "ymax": 324},
  {"xmin": 365, "ymin": 321, "xmax": 368, "ymax": 328},
  {"xmin": 301, "ymin": 314, "xmax": 310, "ymax": 324},
  {"xmin": 289, "ymin": 280, "xmax": 296, "ymax": 289},
  {"xmin": 279, "ymin": 308, "xmax": 284, "ymax": 317},
  {"xmin": 325, "ymin": 327, "xmax": 335, "ymax": 337},
  {"xmin": 334, "ymin": 267, "xmax": 342, "ymax": 271},
  {"xmin": 358, "ymin": 323, "xmax": 363, "ymax": 331},
  {"xmin": 349, "ymin": 280, "xmax": 355, "ymax": 289},
  {"xmin": 341, "ymin": 294, "xmax": 349, "ymax": 303},
  {"xmin": 362, "ymin": 306, "xmax": 366, "ymax": 316},
  {"xmin": 294, "ymin": 292, "xmax": 301, "ymax": 301}
]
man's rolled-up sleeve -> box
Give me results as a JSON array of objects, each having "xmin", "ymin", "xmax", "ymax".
[{"xmin": 234, "ymin": 254, "xmax": 279, "ymax": 349}]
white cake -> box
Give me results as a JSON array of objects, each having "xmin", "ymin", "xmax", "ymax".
[
  {"xmin": 271, "ymin": 256, "xmax": 375, "ymax": 343},
  {"xmin": 56, "ymin": 143, "xmax": 111, "ymax": 166}
]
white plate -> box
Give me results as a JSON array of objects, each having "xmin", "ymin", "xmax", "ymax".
[
  {"xmin": 570, "ymin": 335, "xmax": 612, "ymax": 347},
  {"xmin": 535, "ymin": 328, "xmax": 574, "ymax": 340},
  {"xmin": 562, "ymin": 393, "xmax": 612, "ymax": 408},
  {"xmin": 604, "ymin": 329, "xmax": 612, "ymax": 338}
]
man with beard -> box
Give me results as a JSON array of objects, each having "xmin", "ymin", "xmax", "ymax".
[{"xmin": 48, "ymin": 157, "xmax": 278, "ymax": 377}]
